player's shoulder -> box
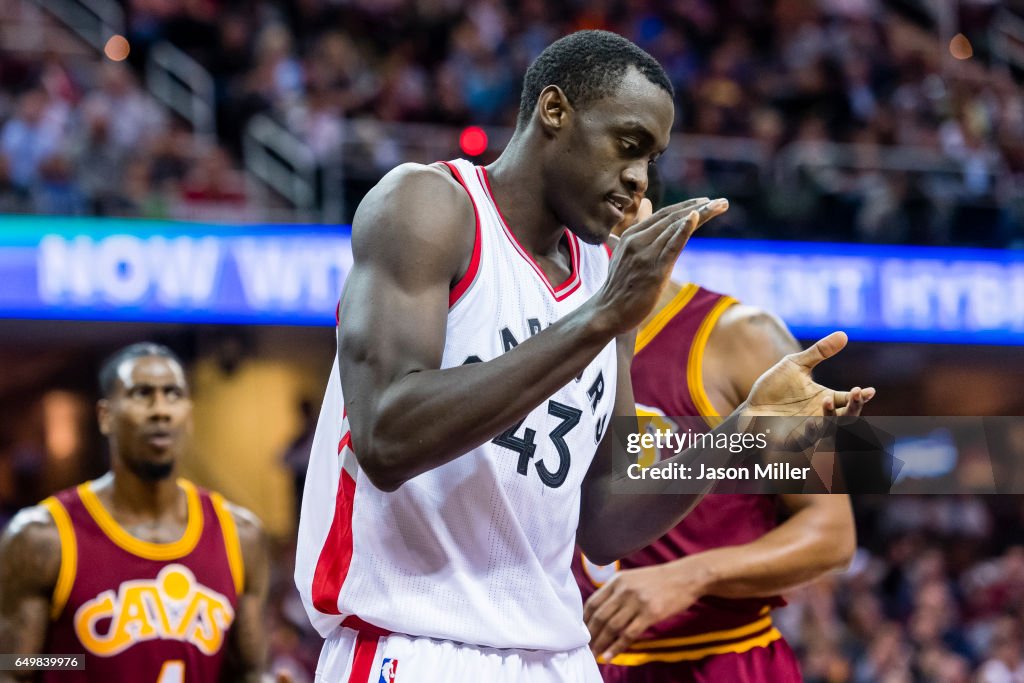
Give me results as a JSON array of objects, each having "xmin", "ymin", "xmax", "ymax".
[
  {"xmin": 351, "ymin": 162, "xmax": 476, "ymax": 273},
  {"xmin": 218, "ymin": 500, "xmax": 268, "ymax": 584},
  {"xmin": 354, "ymin": 162, "xmax": 474, "ymax": 236},
  {"xmin": 1, "ymin": 504, "xmax": 60, "ymax": 541},
  {"xmin": 712, "ymin": 303, "xmax": 795, "ymax": 351},
  {"xmin": 0, "ymin": 504, "xmax": 62, "ymax": 584},
  {"xmin": 221, "ymin": 500, "xmax": 263, "ymax": 543}
]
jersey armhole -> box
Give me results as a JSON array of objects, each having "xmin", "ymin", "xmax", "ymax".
[
  {"xmin": 437, "ymin": 161, "xmax": 482, "ymax": 308},
  {"xmin": 210, "ymin": 493, "xmax": 245, "ymax": 596},
  {"xmin": 687, "ymin": 296, "xmax": 740, "ymax": 426},
  {"xmin": 39, "ymin": 497, "xmax": 77, "ymax": 620}
]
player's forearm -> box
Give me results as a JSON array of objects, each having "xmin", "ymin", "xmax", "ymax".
[
  {"xmin": 352, "ymin": 301, "xmax": 616, "ymax": 491},
  {"xmin": 0, "ymin": 615, "xmax": 44, "ymax": 683},
  {"xmin": 579, "ymin": 488, "xmax": 711, "ymax": 565},
  {"xmin": 686, "ymin": 504, "xmax": 855, "ymax": 598},
  {"xmin": 579, "ymin": 413, "xmax": 761, "ymax": 564}
]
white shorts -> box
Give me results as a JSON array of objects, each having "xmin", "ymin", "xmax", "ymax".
[{"xmin": 315, "ymin": 627, "xmax": 602, "ymax": 683}]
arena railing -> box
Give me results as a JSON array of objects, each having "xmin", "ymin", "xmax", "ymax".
[
  {"xmin": 991, "ymin": 7, "xmax": 1024, "ymax": 75},
  {"xmin": 774, "ymin": 140, "xmax": 1009, "ymax": 200},
  {"xmin": 24, "ymin": 0, "xmax": 121, "ymax": 52},
  {"xmin": 146, "ymin": 42, "xmax": 216, "ymax": 142},
  {"xmin": 243, "ymin": 114, "xmax": 321, "ymax": 220}
]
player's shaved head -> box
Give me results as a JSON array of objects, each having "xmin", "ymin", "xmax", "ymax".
[
  {"xmin": 517, "ymin": 30, "xmax": 673, "ymax": 129},
  {"xmin": 99, "ymin": 342, "xmax": 185, "ymax": 397}
]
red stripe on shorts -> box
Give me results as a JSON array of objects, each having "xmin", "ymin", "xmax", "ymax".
[{"xmin": 347, "ymin": 631, "xmax": 380, "ymax": 683}]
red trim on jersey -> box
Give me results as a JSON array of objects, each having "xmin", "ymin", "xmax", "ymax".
[
  {"xmin": 336, "ymin": 300, "xmax": 341, "ymax": 325},
  {"xmin": 342, "ymin": 615, "xmax": 393, "ymax": 638},
  {"xmin": 347, "ymin": 632, "xmax": 379, "ymax": 683},
  {"xmin": 311, "ymin": 435, "xmax": 356, "ymax": 615},
  {"xmin": 603, "ymin": 243, "xmax": 613, "ymax": 258},
  {"xmin": 442, "ymin": 161, "xmax": 483, "ymax": 308},
  {"xmin": 477, "ymin": 167, "xmax": 582, "ymax": 301}
]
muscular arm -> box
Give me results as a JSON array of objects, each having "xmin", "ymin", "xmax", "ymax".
[
  {"xmin": 678, "ymin": 493, "xmax": 855, "ymax": 598},
  {"xmin": 221, "ymin": 505, "xmax": 269, "ymax": 683},
  {"xmin": 339, "ymin": 165, "xmax": 705, "ymax": 491},
  {"xmin": 0, "ymin": 508, "xmax": 60, "ymax": 683}
]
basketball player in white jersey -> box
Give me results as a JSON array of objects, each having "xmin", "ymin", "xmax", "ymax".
[{"xmin": 296, "ymin": 30, "xmax": 874, "ymax": 682}]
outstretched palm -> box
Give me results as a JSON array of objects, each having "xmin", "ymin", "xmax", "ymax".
[{"xmin": 746, "ymin": 332, "xmax": 874, "ymax": 417}]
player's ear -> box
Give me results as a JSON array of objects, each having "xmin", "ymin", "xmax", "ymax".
[
  {"xmin": 537, "ymin": 85, "xmax": 573, "ymax": 134},
  {"xmin": 97, "ymin": 399, "xmax": 112, "ymax": 435}
]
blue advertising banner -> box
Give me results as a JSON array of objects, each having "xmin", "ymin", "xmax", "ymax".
[
  {"xmin": 0, "ymin": 217, "xmax": 1022, "ymax": 343},
  {"xmin": 0, "ymin": 218, "xmax": 349, "ymax": 326}
]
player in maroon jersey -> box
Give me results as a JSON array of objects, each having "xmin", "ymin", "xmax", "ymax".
[
  {"xmin": 573, "ymin": 170, "xmax": 860, "ymax": 682},
  {"xmin": 0, "ymin": 343, "xmax": 271, "ymax": 683}
]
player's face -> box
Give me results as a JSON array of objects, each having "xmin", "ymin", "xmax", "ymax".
[
  {"xmin": 548, "ymin": 68, "xmax": 674, "ymax": 244},
  {"xmin": 99, "ymin": 356, "xmax": 192, "ymax": 481}
]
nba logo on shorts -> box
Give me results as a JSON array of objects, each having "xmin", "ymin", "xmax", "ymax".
[{"xmin": 379, "ymin": 658, "xmax": 398, "ymax": 683}]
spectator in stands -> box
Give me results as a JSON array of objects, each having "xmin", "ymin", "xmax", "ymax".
[
  {"xmin": 79, "ymin": 62, "xmax": 165, "ymax": 152},
  {"xmin": 0, "ymin": 154, "xmax": 30, "ymax": 213},
  {"xmin": 1, "ymin": 89, "xmax": 62, "ymax": 189}
]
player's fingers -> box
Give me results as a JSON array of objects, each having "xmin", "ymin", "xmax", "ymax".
[
  {"xmin": 823, "ymin": 393, "xmax": 836, "ymax": 417},
  {"xmin": 599, "ymin": 616, "xmax": 649, "ymax": 664},
  {"xmin": 622, "ymin": 198, "xmax": 707, "ymax": 239},
  {"xmin": 589, "ymin": 600, "xmax": 638, "ymax": 658},
  {"xmin": 646, "ymin": 197, "xmax": 725, "ymax": 235},
  {"xmin": 651, "ymin": 209, "xmax": 700, "ymax": 264},
  {"xmin": 790, "ymin": 331, "xmax": 849, "ymax": 371},
  {"xmin": 623, "ymin": 204, "xmax": 698, "ymax": 243},
  {"xmin": 616, "ymin": 210, "xmax": 686, "ymax": 253},
  {"xmin": 844, "ymin": 387, "xmax": 863, "ymax": 413},
  {"xmin": 635, "ymin": 197, "xmax": 653, "ymax": 224},
  {"xmin": 836, "ymin": 386, "xmax": 876, "ymax": 417},
  {"xmin": 657, "ymin": 209, "xmax": 702, "ymax": 267},
  {"xmin": 694, "ymin": 197, "xmax": 729, "ymax": 229},
  {"xmin": 582, "ymin": 578, "xmax": 616, "ymax": 623},
  {"xmin": 651, "ymin": 209, "xmax": 697, "ymax": 254}
]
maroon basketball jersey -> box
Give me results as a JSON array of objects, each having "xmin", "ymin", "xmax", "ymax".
[
  {"xmin": 573, "ymin": 284, "xmax": 786, "ymax": 666},
  {"xmin": 39, "ymin": 479, "xmax": 243, "ymax": 683}
]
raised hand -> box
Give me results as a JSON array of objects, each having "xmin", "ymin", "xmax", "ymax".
[
  {"xmin": 744, "ymin": 332, "xmax": 875, "ymax": 417},
  {"xmin": 595, "ymin": 197, "xmax": 729, "ymax": 335}
]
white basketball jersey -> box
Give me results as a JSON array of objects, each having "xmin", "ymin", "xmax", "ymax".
[{"xmin": 295, "ymin": 159, "xmax": 617, "ymax": 652}]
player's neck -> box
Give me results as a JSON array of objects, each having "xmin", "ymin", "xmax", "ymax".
[
  {"xmin": 485, "ymin": 145, "xmax": 566, "ymax": 259},
  {"xmin": 99, "ymin": 467, "xmax": 182, "ymax": 516}
]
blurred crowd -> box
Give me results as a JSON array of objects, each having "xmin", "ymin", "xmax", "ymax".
[
  {"xmin": 781, "ymin": 495, "xmax": 1024, "ymax": 683},
  {"xmin": 0, "ymin": 49, "xmax": 252, "ymax": 221},
  {"xmin": 1, "ymin": 0, "xmax": 1022, "ymax": 243}
]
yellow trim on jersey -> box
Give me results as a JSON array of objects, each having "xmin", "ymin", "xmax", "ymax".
[
  {"xmin": 687, "ymin": 295, "xmax": 739, "ymax": 427},
  {"xmin": 78, "ymin": 479, "xmax": 203, "ymax": 561},
  {"xmin": 39, "ymin": 497, "xmax": 77, "ymax": 620},
  {"xmin": 634, "ymin": 284, "xmax": 699, "ymax": 354},
  {"xmin": 210, "ymin": 492, "xmax": 245, "ymax": 595},
  {"xmin": 579, "ymin": 552, "xmax": 620, "ymax": 588},
  {"xmin": 630, "ymin": 614, "xmax": 772, "ymax": 650},
  {"xmin": 608, "ymin": 627, "xmax": 783, "ymax": 666}
]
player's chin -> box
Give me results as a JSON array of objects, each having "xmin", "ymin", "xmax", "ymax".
[
  {"xmin": 129, "ymin": 455, "xmax": 176, "ymax": 481},
  {"xmin": 569, "ymin": 218, "xmax": 613, "ymax": 246}
]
